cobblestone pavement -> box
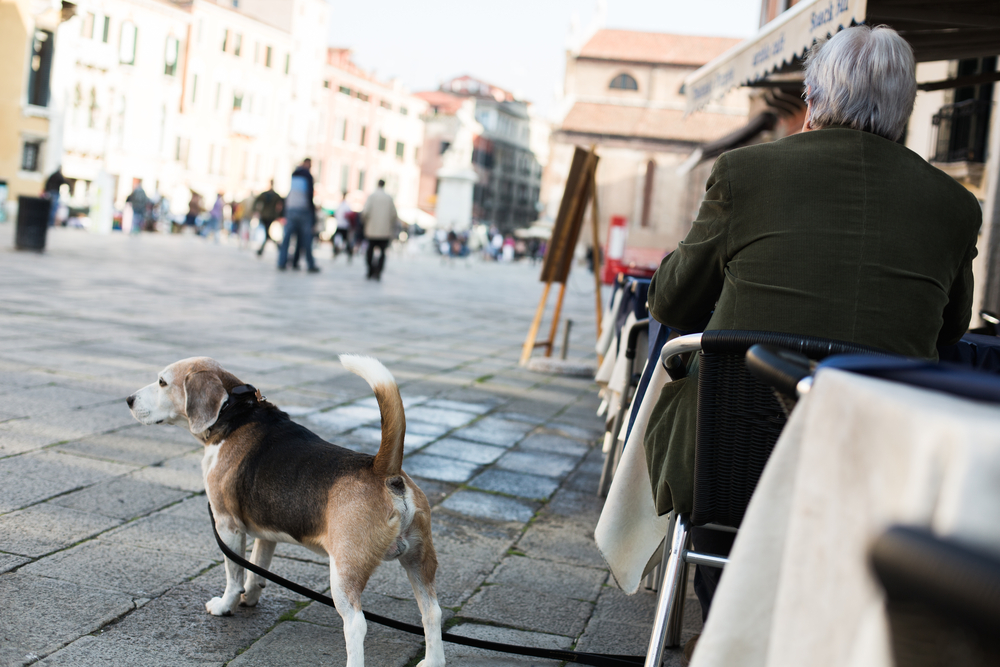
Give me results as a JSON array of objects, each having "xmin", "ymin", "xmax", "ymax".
[{"xmin": 0, "ymin": 227, "xmax": 699, "ymax": 666}]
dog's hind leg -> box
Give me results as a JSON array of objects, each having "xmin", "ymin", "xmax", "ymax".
[
  {"xmin": 241, "ymin": 538, "xmax": 276, "ymax": 607},
  {"xmin": 400, "ymin": 526, "xmax": 445, "ymax": 666},
  {"xmin": 329, "ymin": 557, "xmax": 369, "ymax": 667},
  {"xmin": 206, "ymin": 522, "xmax": 246, "ymax": 616}
]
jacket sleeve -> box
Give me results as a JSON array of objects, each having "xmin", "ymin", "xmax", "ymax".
[
  {"xmin": 938, "ymin": 241, "xmax": 978, "ymax": 346},
  {"xmin": 647, "ymin": 154, "xmax": 733, "ymax": 332}
]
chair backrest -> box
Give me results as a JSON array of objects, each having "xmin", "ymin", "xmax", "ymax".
[
  {"xmin": 871, "ymin": 525, "xmax": 1000, "ymax": 666},
  {"xmin": 692, "ymin": 330, "xmax": 888, "ymax": 528}
]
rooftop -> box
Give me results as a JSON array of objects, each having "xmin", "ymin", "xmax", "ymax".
[
  {"xmin": 578, "ymin": 29, "xmax": 741, "ymax": 67},
  {"xmin": 559, "ymin": 101, "xmax": 747, "ymax": 145}
]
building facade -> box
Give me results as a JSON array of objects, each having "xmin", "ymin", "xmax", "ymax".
[
  {"xmin": 0, "ymin": 0, "xmax": 72, "ymax": 217},
  {"xmin": 1, "ymin": 0, "xmax": 340, "ymax": 229},
  {"xmin": 416, "ymin": 76, "xmax": 545, "ymax": 235},
  {"xmin": 546, "ymin": 28, "xmax": 750, "ymax": 261},
  {"xmin": 314, "ymin": 48, "xmax": 427, "ymax": 218}
]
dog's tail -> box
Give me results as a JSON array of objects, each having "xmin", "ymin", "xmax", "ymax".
[{"xmin": 339, "ymin": 354, "xmax": 405, "ymax": 477}]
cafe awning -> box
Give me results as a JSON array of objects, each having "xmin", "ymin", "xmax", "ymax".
[{"xmin": 685, "ymin": 0, "xmax": 1000, "ymax": 113}]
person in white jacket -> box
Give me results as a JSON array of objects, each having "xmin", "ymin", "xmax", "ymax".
[{"xmin": 360, "ymin": 180, "xmax": 398, "ymax": 280}]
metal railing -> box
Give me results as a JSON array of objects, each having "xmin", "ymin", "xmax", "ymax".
[{"xmin": 931, "ymin": 99, "xmax": 992, "ymax": 163}]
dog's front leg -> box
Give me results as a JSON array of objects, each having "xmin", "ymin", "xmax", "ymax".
[
  {"xmin": 207, "ymin": 521, "xmax": 246, "ymax": 616},
  {"xmin": 241, "ymin": 538, "xmax": 276, "ymax": 607},
  {"xmin": 330, "ymin": 559, "xmax": 367, "ymax": 667}
]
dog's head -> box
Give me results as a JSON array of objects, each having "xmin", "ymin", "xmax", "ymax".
[{"xmin": 127, "ymin": 357, "xmax": 243, "ymax": 437}]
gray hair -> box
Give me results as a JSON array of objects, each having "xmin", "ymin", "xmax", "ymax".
[{"xmin": 803, "ymin": 25, "xmax": 916, "ymax": 141}]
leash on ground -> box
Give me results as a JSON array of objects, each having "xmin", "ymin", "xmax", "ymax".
[{"xmin": 208, "ymin": 505, "xmax": 644, "ymax": 666}]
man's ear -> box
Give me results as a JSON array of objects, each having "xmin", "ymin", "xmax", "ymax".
[{"xmin": 184, "ymin": 371, "xmax": 228, "ymax": 435}]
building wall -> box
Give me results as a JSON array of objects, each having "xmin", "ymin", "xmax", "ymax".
[
  {"xmin": 0, "ymin": 0, "xmax": 58, "ymax": 211},
  {"xmin": 317, "ymin": 52, "xmax": 427, "ymax": 217}
]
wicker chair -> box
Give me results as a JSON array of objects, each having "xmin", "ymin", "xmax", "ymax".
[{"xmin": 645, "ymin": 330, "xmax": 887, "ymax": 666}]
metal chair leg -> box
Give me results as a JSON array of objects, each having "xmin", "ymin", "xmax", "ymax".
[
  {"xmin": 597, "ymin": 381, "xmax": 633, "ymax": 496},
  {"xmin": 645, "ymin": 513, "xmax": 691, "ymax": 666}
]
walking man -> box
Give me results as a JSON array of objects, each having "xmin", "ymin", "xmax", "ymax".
[
  {"xmin": 43, "ymin": 166, "xmax": 66, "ymax": 227},
  {"xmin": 254, "ymin": 180, "xmax": 283, "ymax": 256},
  {"xmin": 278, "ymin": 158, "xmax": 319, "ymax": 273},
  {"xmin": 361, "ymin": 179, "xmax": 397, "ymax": 280},
  {"xmin": 125, "ymin": 179, "xmax": 148, "ymax": 234},
  {"xmin": 333, "ymin": 192, "xmax": 353, "ymax": 261}
]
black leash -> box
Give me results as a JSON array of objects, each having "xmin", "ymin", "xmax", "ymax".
[{"xmin": 208, "ymin": 504, "xmax": 644, "ymax": 666}]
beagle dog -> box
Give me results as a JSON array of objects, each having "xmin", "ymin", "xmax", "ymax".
[{"xmin": 127, "ymin": 355, "xmax": 444, "ymax": 667}]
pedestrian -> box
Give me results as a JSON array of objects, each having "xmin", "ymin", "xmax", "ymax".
[
  {"xmin": 333, "ymin": 192, "xmax": 354, "ymax": 261},
  {"xmin": 43, "ymin": 166, "xmax": 66, "ymax": 227},
  {"xmin": 254, "ymin": 180, "xmax": 283, "ymax": 256},
  {"xmin": 277, "ymin": 158, "xmax": 319, "ymax": 273},
  {"xmin": 206, "ymin": 192, "xmax": 224, "ymax": 242},
  {"xmin": 125, "ymin": 179, "xmax": 148, "ymax": 234},
  {"xmin": 643, "ymin": 25, "xmax": 981, "ymax": 638},
  {"xmin": 360, "ymin": 179, "xmax": 398, "ymax": 280},
  {"xmin": 184, "ymin": 190, "xmax": 202, "ymax": 232}
]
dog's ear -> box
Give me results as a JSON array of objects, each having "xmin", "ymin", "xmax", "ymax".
[{"xmin": 184, "ymin": 371, "xmax": 228, "ymax": 435}]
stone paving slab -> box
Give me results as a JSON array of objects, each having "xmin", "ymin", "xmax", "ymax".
[
  {"xmin": 468, "ymin": 468, "xmax": 561, "ymax": 500},
  {"xmin": 0, "ymin": 450, "xmax": 136, "ymax": 513},
  {"xmin": 459, "ymin": 582, "xmax": 595, "ymax": 637},
  {"xmin": 0, "ymin": 504, "xmax": 123, "ymax": 558},
  {"xmin": 443, "ymin": 623, "xmax": 572, "ymax": 666},
  {"xmin": 0, "ymin": 573, "xmax": 137, "ymax": 667},
  {"xmin": 440, "ymin": 490, "xmax": 539, "ymax": 523},
  {"xmin": 421, "ymin": 437, "xmax": 507, "ymax": 464},
  {"xmin": 48, "ymin": 477, "xmax": 192, "ymax": 520}
]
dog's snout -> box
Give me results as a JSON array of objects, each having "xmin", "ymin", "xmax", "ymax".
[{"xmin": 126, "ymin": 394, "xmax": 135, "ymax": 408}]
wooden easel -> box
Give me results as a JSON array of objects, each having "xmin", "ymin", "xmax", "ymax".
[{"xmin": 519, "ymin": 146, "xmax": 602, "ymax": 366}]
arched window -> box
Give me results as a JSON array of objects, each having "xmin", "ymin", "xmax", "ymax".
[{"xmin": 609, "ymin": 73, "xmax": 638, "ymax": 91}]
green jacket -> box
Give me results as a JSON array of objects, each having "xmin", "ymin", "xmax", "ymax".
[{"xmin": 644, "ymin": 126, "xmax": 982, "ymax": 517}]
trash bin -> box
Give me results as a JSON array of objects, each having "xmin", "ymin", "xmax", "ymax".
[{"xmin": 15, "ymin": 195, "xmax": 50, "ymax": 251}]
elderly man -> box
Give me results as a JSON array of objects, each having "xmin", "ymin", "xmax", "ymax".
[
  {"xmin": 644, "ymin": 25, "xmax": 981, "ymax": 632},
  {"xmin": 361, "ymin": 179, "xmax": 398, "ymax": 280}
]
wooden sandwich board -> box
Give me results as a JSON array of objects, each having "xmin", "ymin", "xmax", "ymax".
[{"xmin": 519, "ymin": 146, "xmax": 603, "ymax": 366}]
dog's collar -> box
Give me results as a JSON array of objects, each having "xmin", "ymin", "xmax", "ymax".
[{"xmin": 220, "ymin": 384, "xmax": 264, "ymax": 413}]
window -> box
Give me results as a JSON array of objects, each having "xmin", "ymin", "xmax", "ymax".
[
  {"xmin": 378, "ymin": 134, "xmax": 386, "ymax": 151},
  {"xmin": 339, "ymin": 85, "xmax": 351, "ymax": 96},
  {"xmin": 322, "ymin": 80, "xmax": 330, "ymax": 89},
  {"xmin": 215, "ymin": 82, "xmax": 222, "ymax": 110},
  {"xmin": 164, "ymin": 36, "xmax": 179, "ymax": 76},
  {"xmin": 222, "ymin": 29, "xmax": 229, "ymax": 52},
  {"xmin": 175, "ymin": 137, "xmax": 190, "ymax": 167},
  {"xmin": 234, "ymin": 33, "xmax": 242, "ymax": 56},
  {"xmin": 284, "ymin": 53, "xmax": 290, "ymax": 74},
  {"xmin": 340, "ymin": 118, "xmax": 347, "ymax": 141},
  {"xmin": 380, "ymin": 100, "xmax": 392, "ymax": 110},
  {"xmin": 21, "ymin": 140, "xmax": 42, "ymax": 172},
  {"xmin": 357, "ymin": 91, "xmax": 369, "ymax": 102},
  {"xmin": 233, "ymin": 93, "xmax": 243, "ymax": 110},
  {"xmin": 439, "ymin": 140, "xmax": 451, "ymax": 155},
  {"xmin": 340, "ymin": 164, "xmax": 349, "ymax": 191},
  {"xmin": 360, "ymin": 125, "xmax": 367, "ymax": 146},
  {"xmin": 265, "ymin": 46, "xmax": 272, "ymax": 68},
  {"xmin": 358, "ymin": 169, "xmax": 365, "ymax": 190},
  {"xmin": 27, "ymin": 30, "xmax": 53, "ymax": 107},
  {"xmin": 395, "ymin": 141, "xmax": 404, "ymax": 161},
  {"xmin": 400, "ymin": 106, "xmax": 408, "ymax": 116},
  {"xmin": 609, "ymin": 73, "xmax": 638, "ymax": 90},
  {"xmin": 119, "ymin": 21, "xmax": 137, "ymax": 65},
  {"xmin": 88, "ymin": 87, "xmax": 98, "ymax": 128},
  {"xmin": 102, "ymin": 16, "xmax": 110, "ymax": 43},
  {"xmin": 81, "ymin": 12, "xmax": 95, "ymax": 39},
  {"xmin": 191, "ymin": 74, "xmax": 198, "ymax": 104}
]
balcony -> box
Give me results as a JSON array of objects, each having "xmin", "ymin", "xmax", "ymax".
[{"xmin": 930, "ymin": 99, "xmax": 992, "ymax": 186}]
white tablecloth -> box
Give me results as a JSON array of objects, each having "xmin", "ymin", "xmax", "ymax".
[{"xmin": 692, "ymin": 368, "xmax": 1000, "ymax": 667}]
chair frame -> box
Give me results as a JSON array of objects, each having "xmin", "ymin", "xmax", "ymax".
[{"xmin": 644, "ymin": 331, "xmax": 886, "ymax": 666}]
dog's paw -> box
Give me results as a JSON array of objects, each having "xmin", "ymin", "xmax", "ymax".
[
  {"xmin": 205, "ymin": 597, "xmax": 236, "ymax": 616},
  {"xmin": 240, "ymin": 589, "xmax": 262, "ymax": 607}
]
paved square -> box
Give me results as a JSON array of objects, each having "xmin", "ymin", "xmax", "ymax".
[{"xmin": 0, "ymin": 229, "xmax": 699, "ymax": 666}]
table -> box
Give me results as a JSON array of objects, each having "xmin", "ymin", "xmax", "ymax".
[{"xmin": 691, "ymin": 368, "xmax": 1000, "ymax": 667}]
